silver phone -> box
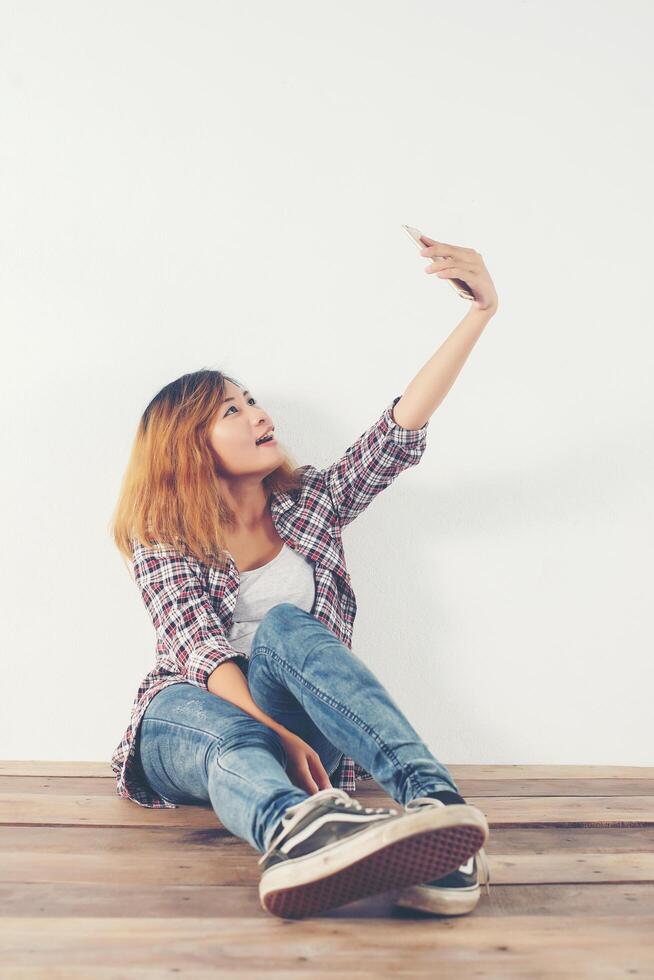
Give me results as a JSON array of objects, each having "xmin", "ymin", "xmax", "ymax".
[{"xmin": 401, "ymin": 224, "xmax": 474, "ymax": 301}]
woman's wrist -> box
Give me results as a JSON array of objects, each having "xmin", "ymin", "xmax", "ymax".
[
  {"xmin": 263, "ymin": 717, "xmax": 291, "ymax": 738},
  {"xmin": 207, "ymin": 660, "xmax": 289, "ymax": 735}
]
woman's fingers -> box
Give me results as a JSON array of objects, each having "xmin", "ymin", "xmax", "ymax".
[
  {"xmin": 280, "ymin": 729, "xmax": 333, "ymax": 794},
  {"xmin": 309, "ymin": 754, "xmax": 333, "ymax": 792},
  {"xmin": 420, "ymin": 242, "xmax": 477, "ymax": 260},
  {"xmin": 304, "ymin": 769, "xmax": 319, "ymax": 794},
  {"xmin": 291, "ymin": 764, "xmax": 316, "ymax": 795}
]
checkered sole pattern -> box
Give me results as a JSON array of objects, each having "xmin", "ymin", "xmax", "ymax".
[{"xmin": 258, "ymin": 790, "xmax": 488, "ymax": 919}]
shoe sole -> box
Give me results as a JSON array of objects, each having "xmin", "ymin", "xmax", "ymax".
[
  {"xmin": 259, "ymin": 802, "xmax": 488, "ymax": 919},
  {"xmin": 393, "ymin": 881, "xmax": 481, "ymax": 916}
]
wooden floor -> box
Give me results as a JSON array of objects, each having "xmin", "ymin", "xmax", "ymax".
[{"xmin": 1, "ymin": 763, "xmax": 653, "ymax": 978}]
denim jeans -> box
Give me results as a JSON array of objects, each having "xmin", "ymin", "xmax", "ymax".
[{"xmin": 137, "ymin": 602, "xmax": 460, "ymax": 854}]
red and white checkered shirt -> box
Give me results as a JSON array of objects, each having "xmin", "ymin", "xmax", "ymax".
[{"xmin": 111, "ymin": 394, "xmax": 429, "ymax": 807}]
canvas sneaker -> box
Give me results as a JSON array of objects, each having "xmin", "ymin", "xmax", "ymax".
[
  {"xmin": 393, "ymin": 795, "xmax": 492, "ymax": 916},
  {"xmin": 258, "ymin": 787, "xmax": 488, "ymax": 919}
]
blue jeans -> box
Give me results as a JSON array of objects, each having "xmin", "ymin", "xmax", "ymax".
[{"xmin": 137, "ymin": 602, "xmax": 460, "ymax": 854}]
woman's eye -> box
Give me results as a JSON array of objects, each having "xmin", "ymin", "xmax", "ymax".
[{"xmin": 225, "ymin": 397, "xmax": 256, "ymax": 416}]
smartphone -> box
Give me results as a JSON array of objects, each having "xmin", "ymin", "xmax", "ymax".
[{"xmin": 401, "ymin": 224, "xmax": 475, "ymax": 301}]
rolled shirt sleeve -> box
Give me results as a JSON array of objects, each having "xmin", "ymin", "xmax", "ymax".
[{"xmin": 320, "ymin": 395, "xmax": 429, "ymax": 528}]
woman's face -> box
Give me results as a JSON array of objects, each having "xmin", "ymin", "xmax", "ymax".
[{"xmin": 208, "ymin": 380, "xmax": 282, "ymax": 475}]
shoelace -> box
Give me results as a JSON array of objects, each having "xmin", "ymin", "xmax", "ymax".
[
  {"xmin": 407, "ymin": 797, "xmax": 492, "ymax": 897},
  {"xmin": 257, "ymin": 788, "xmax": 400, "ymax": 866}
]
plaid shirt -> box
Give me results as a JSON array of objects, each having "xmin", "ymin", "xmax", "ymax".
[{"xmin": 111, "ymin": 394, "xmax": 429, "ymax": 807}]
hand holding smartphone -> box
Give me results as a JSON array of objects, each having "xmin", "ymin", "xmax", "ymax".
[{"xmin": 401, "ymin": 224, "xmax": 475, "ymax": 301}]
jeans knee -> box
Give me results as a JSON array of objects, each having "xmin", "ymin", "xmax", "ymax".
[{"xmin": 252, "ymin": 602, "xmax": 303, "ymax": 651}]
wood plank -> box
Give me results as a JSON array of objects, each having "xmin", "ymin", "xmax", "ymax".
[
  {"xmin": 3, "ymin": 775, "xmax": 654, "ymax": 798},
  {"xmin": 0, "ymin": 882, "xmax": 653, "ymax": 919},
  {"xmin": 3, "ymin": 823, "xmax": 653, "ymax": 854},
  {"xmin": 2, "ymin": 792, "xmax": 653, "ymax": 827},
  {"xmin": 2, "ymin": 845, "xmax": 652, "ymax": 887},
  {"xmin": 2, "ymin": 825, "xmax": 652, "ymax": 888},
  {"xmin": 2, "ymin": 761, "xmax": 653, "ymax": 779},
  {"xmin": 1, "ymin": 917, "xmax": 653, "ymax": 977}
]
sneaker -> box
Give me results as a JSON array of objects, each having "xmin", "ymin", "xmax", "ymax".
[
  {"xmin": 258, "ymin": 787, "xmax": 488, "ymax": 919},
  {"xmin": 393, "ymin": 796, "xmax": 492, "ymax": 916}
]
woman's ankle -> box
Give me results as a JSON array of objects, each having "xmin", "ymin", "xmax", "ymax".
[{"xmin": 423, "ymin": 789, "xmax": 467, "ymax": 806}]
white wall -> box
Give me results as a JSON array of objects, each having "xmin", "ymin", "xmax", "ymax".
[{"xmin": 2, "ymin": 1, "xmax": 651, "ymax": 769}]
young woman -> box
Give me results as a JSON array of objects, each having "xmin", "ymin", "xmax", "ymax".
[{"xmin": 110, "ymin": 238, "xmax": 499, "ymax": 919}]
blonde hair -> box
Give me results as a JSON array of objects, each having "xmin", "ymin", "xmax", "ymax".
[{"xmin": 110, "ymin": 369, "xmax": 304, "ymax": 573}]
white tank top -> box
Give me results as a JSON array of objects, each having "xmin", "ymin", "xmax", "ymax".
[{"xmin": 226, "ymin": 542, "xmax": 316, "ymax": 659}]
